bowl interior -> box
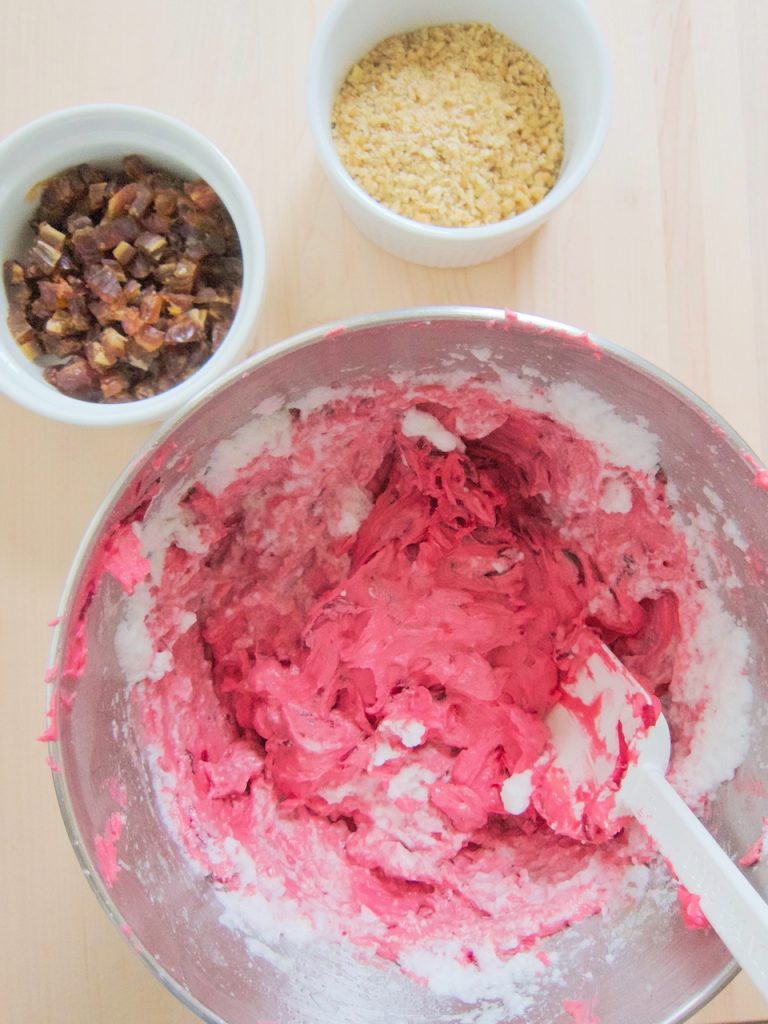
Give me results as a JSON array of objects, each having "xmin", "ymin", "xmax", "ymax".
[{"xmin": 50, "ymin": 311, "xmax": 768, "ymax": 1024}]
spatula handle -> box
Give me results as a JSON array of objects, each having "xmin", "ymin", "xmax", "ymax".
[{"xmin": 622, "ymin": 765, "xmax": 768, "ymax": 1001}]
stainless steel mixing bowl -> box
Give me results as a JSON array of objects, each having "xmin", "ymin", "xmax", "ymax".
[{"xmin": 47, "ymin": 308, "xmax": 768, "ymax": 1024}]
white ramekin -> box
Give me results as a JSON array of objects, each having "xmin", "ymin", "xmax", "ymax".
[
  {"xmin": 307, "ymin": 0, "xmax": 612, "ymax": 268},
  {"xmin": 0, "ymin": 104, "xmax": 265, "ymax": 426}
]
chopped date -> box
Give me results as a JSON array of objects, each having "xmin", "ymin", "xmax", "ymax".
[
  {"xmin": 44, "ymin": 356, "xmax": 101, "ymax": 399},
  {"xmin": 3, "ymin": 154, "xmax": 241, "ymax": 403}
]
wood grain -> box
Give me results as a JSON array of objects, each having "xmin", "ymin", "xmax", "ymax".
[{"xmin": 0, "ymin": 2, "xmax": 766, "ymax": 1022}]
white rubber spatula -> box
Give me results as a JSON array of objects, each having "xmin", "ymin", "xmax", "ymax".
[{"xmin": 538, "ymin": 634, "xmax": 768, "ymax": 1001}]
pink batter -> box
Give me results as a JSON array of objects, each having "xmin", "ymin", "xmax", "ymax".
[{"xmin": 120, "ymin": 373, "xmax": 749, "ymax": 992}]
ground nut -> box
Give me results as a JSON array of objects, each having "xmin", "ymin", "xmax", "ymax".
[{"xmin": 332, "ymin": 23, "xmax": 564, "ymax": 228}]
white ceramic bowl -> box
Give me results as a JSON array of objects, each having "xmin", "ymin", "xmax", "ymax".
[
  {"xmin": 0, "ymin": 104, "xmax": 265, "ymax": 426},
  {"xmin": 307, "ymin": 0, "xmax": 612, "ymax": 268}
]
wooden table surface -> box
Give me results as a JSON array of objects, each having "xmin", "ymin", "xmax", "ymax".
[{"xmin": 1, "ymin": 1, "xmax": 766, "ymax": 1021}]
